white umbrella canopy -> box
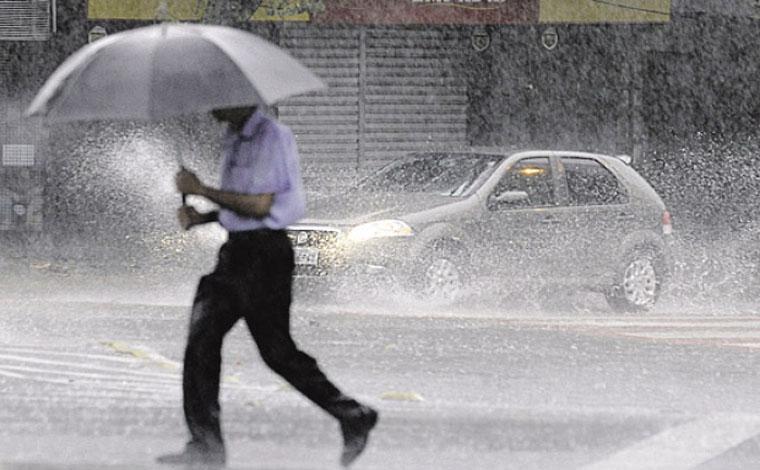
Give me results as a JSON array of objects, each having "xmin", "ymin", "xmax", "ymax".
[{"xmin": 26, "ymin": 23, "xmax": 326, "ymax": 122}]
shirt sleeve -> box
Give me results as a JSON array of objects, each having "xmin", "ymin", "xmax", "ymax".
[{"xmin": 250, "ymin": 122, "xmax": 294, "ymax": 195}]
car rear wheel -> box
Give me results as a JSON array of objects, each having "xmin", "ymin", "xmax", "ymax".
[{"xmin": 606, "ymin": 248, "xmax": 661, "ymax": 313}]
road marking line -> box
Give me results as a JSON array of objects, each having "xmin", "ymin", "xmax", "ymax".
[
  {"xmin": 512, "ymin": 317, "xmax": 760, "ymax": 349},
  {"xmin": 0, "ymin": 363, "xmax": 270, "ymax": 392},
  {"xmin": 0, "ymin": 353, "xmax": 180, "ymax": 378},
  {"xmin": 100, "ymin": 341, "xmax": 260, "ymax": 387},
  {"xmin": 0, "ymin": 364, "xmax": 179, "ymax": 383},
  {"xmin": 0, "ymin": 368, "xmax": 72, "ymax": 385},
  {"xmin": 0, "ymin": 343, "xmax": 276, "ymax": 395},
  {"xmin": 620, "ymin": 331, "xmax": 760, "ymax": 340},
  {"xmin": 726, "ymin": 342, "xmax": 760, "ymax": 348},
  {"xmin": 0, "ymin": 369, "xmax": 26, "ymax": 379},
  {"xmin": 0, "ymin": 345, "xmax": 138, "ymax": 363},
  {"xmin": 519, "ymin": 319, "xmax": 760, "ymax": 329},
  {"xmin": 582, "ymin": 413, "xmax": 760, "ymax": 470}
]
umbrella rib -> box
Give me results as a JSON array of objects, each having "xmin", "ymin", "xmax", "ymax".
[
  {"xmin": 42, "ymin": 43, "xmax": 109, "ymax": 119},
  {"xmin": 199, "ymin": 33, "xmax": 266, "ymax": 107},
  {"xmin": 148, "ymin": 30, "xmax": 162, "ymax": 120},
  {"xmin": 29, "ymin": 31, "xmax": 132, "ymax": 120}
]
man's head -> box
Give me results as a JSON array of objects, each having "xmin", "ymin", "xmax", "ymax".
[{"xmin": 211, "ymin": 105, "xmax": 257, "ymax": 130}]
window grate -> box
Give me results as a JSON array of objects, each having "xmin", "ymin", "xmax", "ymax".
[{"xmin": 2, "ymin": 144, "xmax": 35, "ymax": 166}]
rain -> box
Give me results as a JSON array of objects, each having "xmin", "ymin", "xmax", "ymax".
[{"xmin": 3, "ymin": 0, "xmax": 760, "ymax": 469}]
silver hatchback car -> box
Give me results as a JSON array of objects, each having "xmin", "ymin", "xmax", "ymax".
[{"xmin": 289, "ymin": 149, "xmax": 673, "ymax": 312}]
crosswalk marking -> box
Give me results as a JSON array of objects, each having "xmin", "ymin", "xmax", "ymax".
[
  {"xmin": 0, "ymin": 369, "xmax": 26, "ymax": 379},
  {"xmin": 511, "ymin": 316, "xmax": 760, "ymax": 349},
  {"xmin": 0, "ymin": 353, "xmax": 180, "ymax": 378},
  {"xmin": 0, "ymin": 364, "xmax": 179, "ymax": 384},
  {"xmin": 0, "ymin": 346, "xmax": 136, "ymax": 362},
  {"xmin": 0, "ymin": 343, "xmax": 280, "ymax": 405},
  {"xmin": 582, "ymin": 413, "xmax": 760, "ymax": 470}
]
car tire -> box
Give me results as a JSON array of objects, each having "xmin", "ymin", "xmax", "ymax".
[
  {"xmin": 410, "ymin": 243, "xmax": 469, "ymax": 305},
  {"xmin": 605, "ymin": 247, "xmax": 662, "ymax": 313}
]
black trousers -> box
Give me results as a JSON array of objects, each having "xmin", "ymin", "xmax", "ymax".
[{"xmin": 182, "ymin": 229, "xmax": 360, "ymax": 451}]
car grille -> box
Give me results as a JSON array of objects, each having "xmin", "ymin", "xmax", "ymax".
[
  {"xmin": 287, "ymin": 227, "xmax": 341, "ymax": 275},
  {"xmin": 287, "ymin": 228, "xmax": 339, "ymax": 248}
]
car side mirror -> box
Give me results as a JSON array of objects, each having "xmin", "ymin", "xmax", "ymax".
[{"xmin": 492, "ymin": 190, "xmax": 529, "ymax": 204}]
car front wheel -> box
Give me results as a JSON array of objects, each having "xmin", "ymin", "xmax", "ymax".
[
  {"xmin": 605, "ymin": 249, "xmax": 661, "ymax": 313},
  {"xmin": 412, "ymin": 245, "xmax": 468, "ymax": 305}
]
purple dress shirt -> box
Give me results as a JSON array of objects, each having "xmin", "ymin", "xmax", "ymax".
[{"xmin": 218, "ymin": 110, "xmax": 305, "ymax": 232}]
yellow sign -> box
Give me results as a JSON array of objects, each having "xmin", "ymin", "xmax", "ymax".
[
  {"xmin": 88, "ymin": 0, "xmax": 309, "ymax": 21},
  {"xmin": 88, "ymin": 0, "xmax": 207, "ymax": 20},
  {"xmin": 539, "ymin": 0, "xmax": 670, "ymax": 23}
]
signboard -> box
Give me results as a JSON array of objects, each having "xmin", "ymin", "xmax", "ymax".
[
  {"xmin": 88, "ymin": 0, "xmax": 535, "ymax": 24},
  {"xmin": 88, "ymin": 0, "xmax": 311, "ymax": 21},
  {"xmin": 315, "ymin": 0, "xmax": 536, "ymax": 25},
  {"xmin": 88, "ymin": 0, "xmax": 673, "ymax": 24},
  {"xmin": 88, "ymin": 0, "xmax": 206, "ymax": 20},
  {"xmin": 539, "ymin": 0, "xmax": 670, "ymax": 23},
  {"xmin": 674, "ymin": 0, "xmax": 760, "ymax": 19}
]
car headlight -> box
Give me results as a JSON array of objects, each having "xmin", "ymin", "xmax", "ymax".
[{"xmin": 346, "ymin": 220, "xmax": 414, "ymax": 243}]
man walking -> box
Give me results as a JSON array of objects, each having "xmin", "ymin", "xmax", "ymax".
[{"xmin": 157, "ymin": 105, "xmax": 378, "ymax": 467}]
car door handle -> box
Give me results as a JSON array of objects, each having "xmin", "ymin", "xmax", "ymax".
[
  {"xmin": 540, "ymin": 217, "xmax": 561, "ymax": 225},
  {"xmin": 616, "ymin": 213, "xmax": 636, "ymax": 221}
]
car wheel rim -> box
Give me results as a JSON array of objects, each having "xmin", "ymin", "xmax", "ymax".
[
  {"xmin": 622, "ymin": 258, "xmax": 657, "ymax": 307},
  {"xmin": 423, "ymin": 258, "xmax": 461, "ymax": 301}
]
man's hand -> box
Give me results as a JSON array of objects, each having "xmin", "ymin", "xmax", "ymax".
[
  {"xmin": 175, "ymin": 167, "xmax": 273, "ymax": 220},
  {"xmin": 177, "ymin": 205, "xmax": 204, "ymax": 231},
  {"xmin": 175, "ymin": 168, "xmax": 206, "ymax": 196}
]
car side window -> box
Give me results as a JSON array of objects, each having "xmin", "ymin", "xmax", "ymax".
[
  {"xmin": 489, "ymin": 157, "xmax": 555, "ymax": 209},
  {"xmin": 562, "ymin": 157, "xmax": 628, "ymax": 206}
]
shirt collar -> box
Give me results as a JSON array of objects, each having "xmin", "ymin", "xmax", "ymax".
[
  {"xmin": 224, "ymin": 109, "xmax": 264, "ymax": 142},
  {"xmin": 239, "ymin": 109, "xmax": 265, "ymax": 139}
]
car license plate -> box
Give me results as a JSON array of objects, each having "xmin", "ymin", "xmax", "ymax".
[{"xmin": 294, "ymin": 247, "xmax": 319, "ymax": 266}]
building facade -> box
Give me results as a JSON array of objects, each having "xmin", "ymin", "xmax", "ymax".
[
  {"xmin": 2, "ymin": 0, "xmax": 759, "ymax": 237},
  {"xmin": 0, "ymin": 0, "xmax": 56, "ymax": 232}
]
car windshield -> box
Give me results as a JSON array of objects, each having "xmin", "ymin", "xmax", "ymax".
[{"xmin": 357, "ymin": 153, "xmax": 504, "ymax": 197}]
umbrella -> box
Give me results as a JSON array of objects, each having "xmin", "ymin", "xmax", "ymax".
[
  {"xmin": 26, "ymin": 22, "xmax": 326, "ymax": 203},
  {"xmin": 25, "ymin": 22, "xmax": 326, "ymax": 122}
]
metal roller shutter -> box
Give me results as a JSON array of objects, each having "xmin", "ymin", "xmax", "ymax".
[
  {"xmin": 0, "ymin": 0, "xmax": 52, "ymax": 41},
  {"xmin": 364, "ymin": 28, "xmax": 468, "ymax": 166},
  {"xmin": 278, "ymin": 26, "xmax": 361, "ymax": 165},
  {"xmin": 277, "ymin": 26, "xmax": 468, "ymax": 188}
]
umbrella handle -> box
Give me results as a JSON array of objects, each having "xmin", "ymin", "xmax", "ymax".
[{"xmin": 177, "ymin": 159, "xmax": 187, "ymax": 205}]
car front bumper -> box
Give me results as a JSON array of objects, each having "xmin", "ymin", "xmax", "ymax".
[{"xmin": 287, "ymin": 226, "xmax": 422, "ymax": 280}]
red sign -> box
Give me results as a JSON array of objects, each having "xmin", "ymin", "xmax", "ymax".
[{"xmin": 315, "ymin": 0, "xmax": 538, "ymax": 25}]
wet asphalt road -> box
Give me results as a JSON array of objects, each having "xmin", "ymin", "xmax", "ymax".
[{"xmin": 3, "ymin": 268, "xmax": 760, "ymax": 469}]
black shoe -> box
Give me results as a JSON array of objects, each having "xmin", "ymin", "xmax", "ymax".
[
  {"xmin": 156, "ymin": 441, "xmax": 226, "ymax": 467},
  {"xmin": 340, "ymin": 405, "xmax": 379, "ymax": 467}
]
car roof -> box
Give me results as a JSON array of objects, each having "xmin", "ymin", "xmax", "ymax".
[{"xmin": 412, "ymin": 147, "xmax": 627, "ymax": 163}]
